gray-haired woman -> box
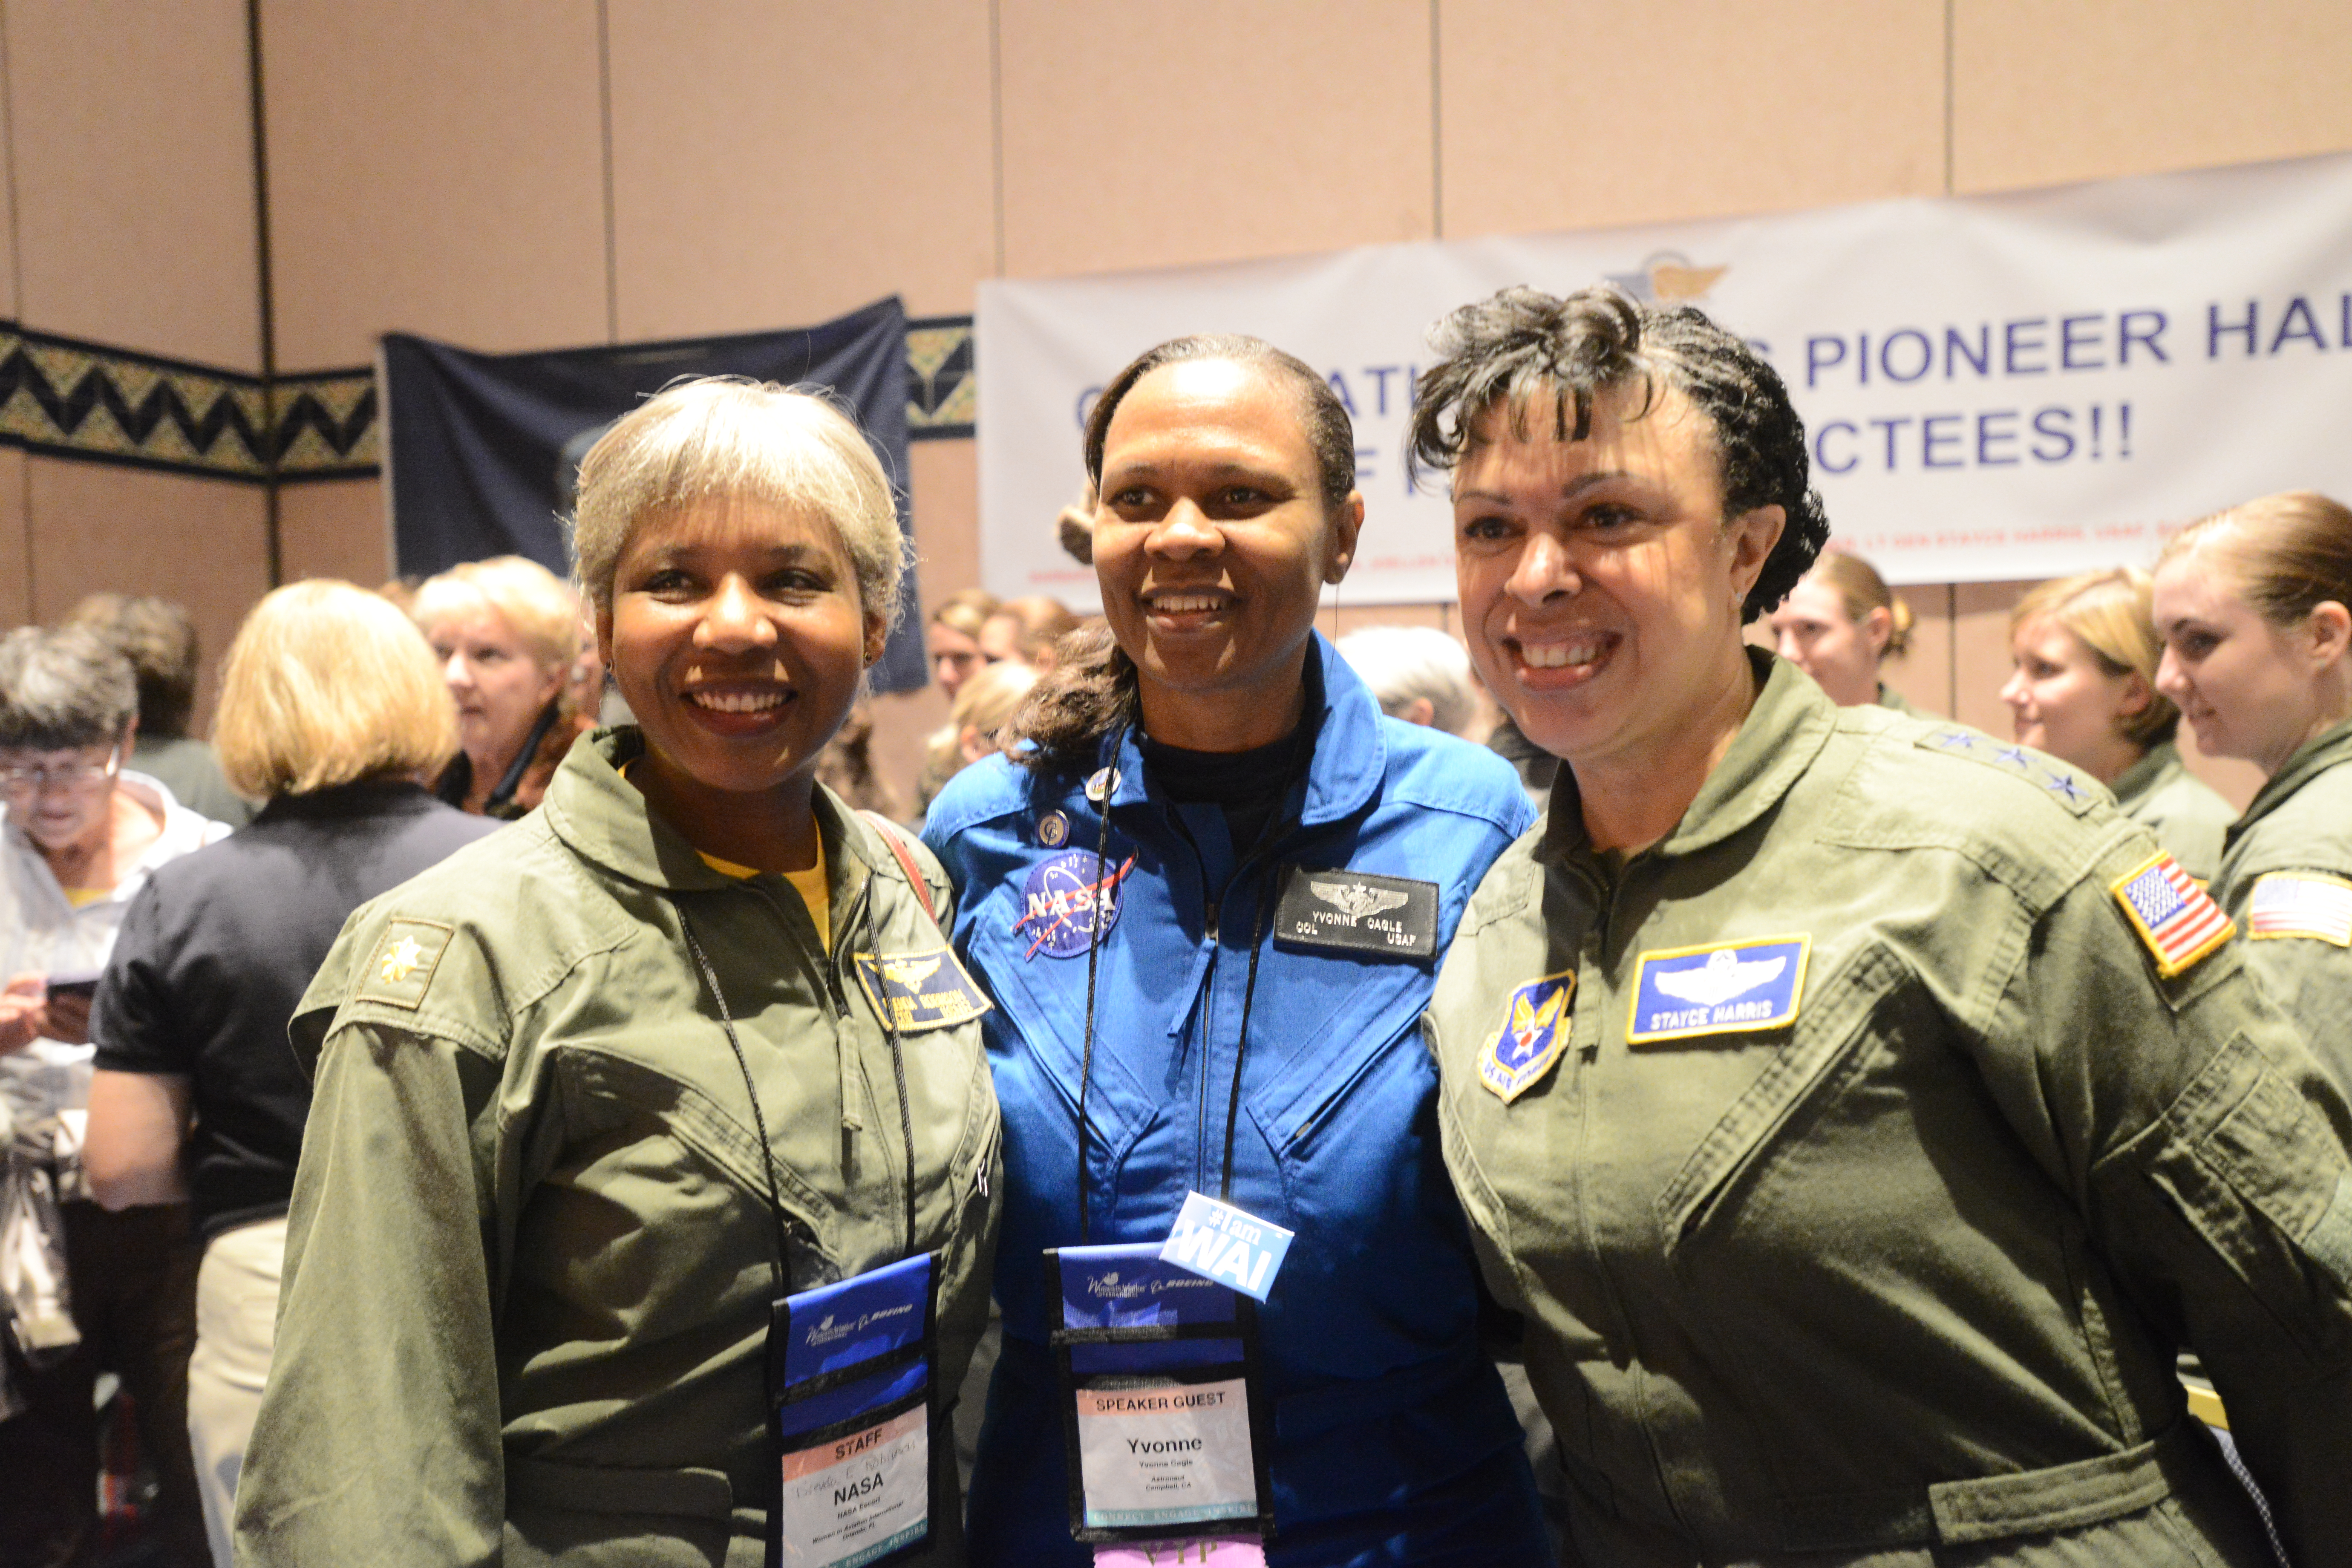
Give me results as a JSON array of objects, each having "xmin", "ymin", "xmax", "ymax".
[{"xmin": 0, "ymin": 624, "xmax": 224, "ymax": 1568}]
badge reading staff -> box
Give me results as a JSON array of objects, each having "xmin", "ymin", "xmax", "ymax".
[
  {"xmin": 1479, "ymin": 971, "xmax": 1576, "ymax": 1102},
  {"xmin": 1627, "ymin": 936, "xmax": 1809, "ymax": 1044},
  {"xmin": 2110, "ymin": 852, "xmax": 2234, "ymax": 978},
  {"xmin": 852, "ymin": 947, "xmax": 993, "ymax": 1033}
]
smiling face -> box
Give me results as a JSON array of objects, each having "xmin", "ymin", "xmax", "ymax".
[
  {"xmin": 1767, "ymin": 574, "xmax": 1886, "ymax": 706},
  {"xmin": 2000, "ymin": 618, "xmax": 2149, "ymax": 782},
  {"xmin": 1092, "ymin": 358, "xmax": 1362, "ymax": 751},
  {"xmin": 1452, "ymin": 383, "xmax": 1781, "ymax": 776},
  {"xmin": 598, "ymin": 496, "xmax": 883, "ymax": 806},
  {"xmin": 422, "ymin": 603, "xmax": 565, "ymax": 772},
  {"xmin": 2152, "ymin": 540, "xmax": 2344, "ymax": 774}
]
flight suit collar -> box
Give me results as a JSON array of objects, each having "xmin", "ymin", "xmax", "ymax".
[
  {"xmin": 1102, "ymin": 631, "xmax": 1387, "ymax": 830},
  {"xmin": 2228, "ymin": 716, "xmax": 2352, "ymax": 852},
  {"xmin": 541, "ymin": 726, "xmax": 882, "ymax": 899},
  {"xmin": 2105, "ymin": 740, "xmax": 2180, "ymax": 817},
  {"xmin": 1536, "ymin": 648, "xmax": 1836, "ymax": 867}
]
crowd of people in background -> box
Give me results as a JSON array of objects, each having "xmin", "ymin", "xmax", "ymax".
[{"xmin": 0, "ymin": 291, "xmax": 2348, "ymax": 1568}]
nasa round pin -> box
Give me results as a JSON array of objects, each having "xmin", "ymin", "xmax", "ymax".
[{"xmin": 1037, "ymin": 810, "xmax": 1070, "ymax": 847}]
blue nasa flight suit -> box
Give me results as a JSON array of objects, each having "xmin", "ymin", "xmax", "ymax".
[{"xmin": 924, "ymin": 637, "xmax": 1549, "ymax": 1568}]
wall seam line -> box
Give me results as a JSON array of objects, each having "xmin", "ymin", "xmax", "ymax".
[
  {"xmin": 245, "ymin": 0, "xmax": 282, "ymax": 586},
  {"xmin": 597, "ymin": 0, "xmax": 619, "ymax": 343},
  {"xmin": 989, "ymin": 0, "xmax": 1006, "ymax": 277},
  {"xmin": 0, "ymin": 1, "xmax": 30, "ymax": 614},
  {"xmin": 1430, "ymin": 0, "xmax": 1442, "ymax": 239},
  {"xmin": 1943, "ymin": 0, "xmax": 1957, "ymax": 196}
]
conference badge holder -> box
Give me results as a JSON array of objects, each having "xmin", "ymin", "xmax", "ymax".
[
  {"xmin": 767, "ymin": 1251, "xmax": 940, "ymax": 1568},
  {"xmin": 1049, "ymin": 1243, "xmax": 1277, "ymax": 1564}
]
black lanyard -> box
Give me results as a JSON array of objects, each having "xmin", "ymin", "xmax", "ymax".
[
  {"xmin": 674, "ymin": 868, "xmax": 919, "ymax": 1300},
  {"xmin": 1072, "ymin": 720, "xmax": 1314, "ymax": 1239}
]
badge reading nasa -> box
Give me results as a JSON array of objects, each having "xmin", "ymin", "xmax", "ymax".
[
  {"xmin": 1627, "ymin": 935, "xmax": 1809, "ymax": 1044},
  {"xmin": 1015, "ymin": 850, "xmax": 1136, "ymax": 959},
  {"xmin": 1479, "ymin": 971, "xmax": 1576, "ymax": 1102}
]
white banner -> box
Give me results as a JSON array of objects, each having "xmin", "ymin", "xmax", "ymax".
[{"xmin": 977, "ymin": 151, "xmax": 2352, "ymax": 608}]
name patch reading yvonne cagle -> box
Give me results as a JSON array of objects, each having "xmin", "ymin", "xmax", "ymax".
[
  {"xmin": 851, "ymin": 947, "xmax": 993, "ymax": 1033},
  {"xmin": 1271, "ymin": 867, "xmax": 1438, "ymax": 959},
  {"xmin": 1627, "ymin": 936, "xmax": 1809, "ymax": 1044}
]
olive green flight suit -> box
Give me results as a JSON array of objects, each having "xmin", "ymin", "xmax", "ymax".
[
  {"xmin": 1426, "ymin": 652, "xmax": 2352, "ymax": 1567},
  {"xmin": 2211, "ymin": 718, "xmax": 2352, "ymax": 1092},
  {"xmin": 233, "ymin": 729, "xmax": 1001, "ymax": 1568},
  {"xmin": 2110, "ymin": 739, "xmax": 2238, "ymax": 887}
]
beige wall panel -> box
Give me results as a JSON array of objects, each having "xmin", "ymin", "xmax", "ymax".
[
  {"xmin": 607, "ymin": 1, "xmax": 994, "ymax": 335},
  {"xmin": 25, "ymin": 458, "xmax": 270, "ymax": 729},
  {"xmin": 6, "ymin": 0, "xmax": 258, "ymax": 365},
  {"xmin": 281, "ymin": 476, "xmax": 391, "ymax": 588},
  {"xmin": 999, "ymin": 0, "xmax": 1434, "ymax": 277},
  {"xmin": 1955, "ymin": 0, "xmax": 2352, "ymax": 194},
  {"xmin": 0, "ymin": 26, "xmax": 18, "ymax": 326},
  {"xmin": 1881, "ymin": 585, "xmax": 1954, "ymax": 718},
  {"xmin": 1441, "ymin": 0, "xmax": 1944, "ymax": 240},
  {"xmin": 0, "ymin": 452, "xmax": 27, "ymax": 628},
  {"xmin": 1949, "ymin": 579, "xmax": 2030, "ymax": 735},
  {"xmin": 262, "ymin": 0, "xmax": 608, "ymax": 368},
  {"xmin": 868, "ymin": 688, "xmax": 943, "ymax": 820},
  {"xmin": 908, "ymin": 439, "xmax": 981, "ymax": 607}
]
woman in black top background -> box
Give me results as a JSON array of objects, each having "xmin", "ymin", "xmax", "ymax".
[{"xmin": 83, "ymin": 580, "xmax": 496, "ymax": 1568}]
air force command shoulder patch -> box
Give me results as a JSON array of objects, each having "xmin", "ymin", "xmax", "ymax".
[
  {"xmin": 1479, "ymin": 972, "xmax": 1577, "ymax": 1102},
  {"xmin": 1627, "ymin": 935, "xmax": 1809, "ymax": 1043},
  {"xmin": 852, "ymin": 947, "xmax": 993, "ymax": 1033}
]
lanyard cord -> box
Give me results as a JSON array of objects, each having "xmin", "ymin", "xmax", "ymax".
[
  {"xmin": 674, "ymin": 874, "xmax": 922, "ymax": 1294},
  {"xmin": 1074, "ymin": 717, "xmax": 1315, "ymax": 1235}
]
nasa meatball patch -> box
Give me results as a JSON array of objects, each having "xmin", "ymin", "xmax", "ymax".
[
  {"xmin": 1627, "ymin": 935, "xmax": 1810, "ymax": 1043},
  {"xmin": 1272, "ymin": 867, "xmax": 1438, "ymax": 958}
]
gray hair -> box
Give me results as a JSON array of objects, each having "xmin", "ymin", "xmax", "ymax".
[
  {"xmin": 1336, "ymin": 625, "xmax": 1481, "ymax": 735},
  {"xmin": 568, "ymin": 378, "xmax": 905, "ymax": 626},
  {"xmin": 0, "ymin": 626, "xmax": 139, "ymax": 751}
]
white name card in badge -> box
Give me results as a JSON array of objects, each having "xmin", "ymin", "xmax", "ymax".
[
  {"xmin": 771, "ymin": 1253, "xmax": 937, "ymax": 1568},
  {"xmin": 1095, "ymin": 1535, "xmax": 1269, "ymax": 1567},
  {"xmin": 1158, "ymin": 1193, "xmax": 1293, "ymax": 1303}
]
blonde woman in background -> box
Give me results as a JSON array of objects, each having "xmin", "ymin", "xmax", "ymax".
[
  {"xmin": 83, "ymin": 582, "xmax": 493, "ymax": 1566},
  {"xmin": 411, "ymin": 556, "xmax": 591, "ymax": 817},
  {"xmin": 1335, "ymin": 624, "xmax": 1483, "ymax": 735},
  {"xmin": 1766, "ymin": 549, "xmax": 1918, "ymax": 710},
  {"xmin": 2003, "ymin": 567, "xmax": 2236, "ymax": 882},
  {"xmin": 920, "ymin": 660, "xmax": 1038, "ymax": 807}
]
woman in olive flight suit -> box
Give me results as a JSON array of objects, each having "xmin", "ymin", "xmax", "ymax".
[
  {"xmin": 1415, "ymin": 287, "xmax": 2352, "ymax": 1568},
  {"xmin": 2155, "ymin": 488, "xmax": 2352, "ymax": 1091},
  {"xmin": 233, "ymin": 380, "xmax": 1001, "ymax": 1568}
]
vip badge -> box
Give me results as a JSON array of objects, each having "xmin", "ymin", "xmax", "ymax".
[
  {"xmin": 1627, "ymin": 935, "xmax": 1808, "ymax": 1043},
  {"xmin": 1478, "ymin": 971, "xmax": 1576, "ymax": 1102},
  {"xmin": 1015, "ymin": 850, "xmax": 1136, "ymax": 959}
]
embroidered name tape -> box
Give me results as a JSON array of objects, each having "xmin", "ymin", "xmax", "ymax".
[
  {"xmin": 2111, "ymin": 852, "xmax": 2233, "ymax": 977},
  {"xmin": 1159, "ymin": 1192, "xmax": 1294, "ymax": 1303},
  {"xmin": 1271, "ymin": 867, "xmax": 1438, "ymax": 959},
  {"xmin": 354, "ymin": 918, "xmax": 454, "ymax": 1010},
  {"xmin": 1628, "ymin": 936, "xmax": 1809, "ymax": 1043},
  {"xmin": 1017, "ymin": 850, "xmax": 1136, "ymax": 960},
  {"xmin": 852, "ymin": 947, "xmax": 992, "ymax": 1033},
  {"xmin": 1479, "ymin": 971, "xmax": 1576, "ymax": 1103},
  {"xmin": 2248, "ymin": 871, "xmax": 2352, "ymax": 946}
]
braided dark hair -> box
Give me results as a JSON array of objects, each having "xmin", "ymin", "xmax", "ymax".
[{"xmin": 1407, "ymin": 286, "xmax": 1829, "ymax": 622}]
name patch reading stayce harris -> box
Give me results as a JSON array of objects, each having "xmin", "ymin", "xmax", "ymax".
[
  {"xmin": 1627, "ymin": 935, "xmax": 1810, "ymax": 1043},
  {"xmin": 1271, "ymin": 867, "xmax": 1438, "ymax": 959},
  {"xmin": 851, "ymin": 947, "xmax": 993, "ymax": 1032}
]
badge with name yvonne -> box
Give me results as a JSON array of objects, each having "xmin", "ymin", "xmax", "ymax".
[
  {"xmin": 1049, "ymin": 1244, "xmax": 1277, "ymax": 1551},
  {"xmin": 1627, "ymin": 936, "xmax": 1809, "ymax": 1044},
  {"xmin": 852, "ymin": 947, "xmax": 992, "ymax": 1034},
  {"xmin": 769, "ymin": 1252, "xmax": 939, "ymax": 1568},
  {"xmin": 1017, "ymin": 850, "xmax": 1137, "ymax": 960},
  {"xmin": 1158, "ymin": 1193, "xmax": 1293, "ymax": 1303},
  {"xmin": 1270, "ymin": 867, "xmax": 1438, "ymax": 959},
  {"xmin": 1479, "ymin": 971, "xmax": 1576, "ymax": 1102}
]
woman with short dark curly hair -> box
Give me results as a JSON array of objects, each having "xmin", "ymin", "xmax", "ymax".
[{"xmin": 1416, "ymin": 286, "xmax": 2352, "ymax": 1567}]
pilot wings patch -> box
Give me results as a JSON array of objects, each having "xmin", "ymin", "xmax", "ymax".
[
  {"xmin": 1272, "ymin": 866, "xmax": 1438, "ymax": 959},
  {"xmin": 1628, "ymin": 936, "xmax": 1810, "ymax": 1043}
]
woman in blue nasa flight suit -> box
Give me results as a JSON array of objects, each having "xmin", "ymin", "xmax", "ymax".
[{"xmin": 923, "ymin": 336, "xmax": 1549, "ymax": 1566}]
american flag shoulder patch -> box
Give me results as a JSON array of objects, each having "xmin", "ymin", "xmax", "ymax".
[
  {"xmin": 2110, "ymin": 852, "xmax": 2234, "ymax": 978},
  {"xmin": 2248, "ymin": 871, "xmax": 2352, "ymax": 946}
]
